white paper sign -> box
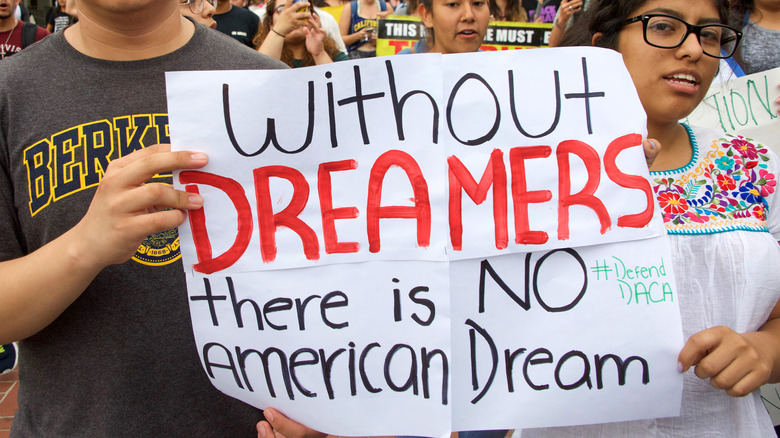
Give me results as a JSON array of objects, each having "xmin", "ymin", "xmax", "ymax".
[
  {"xmin": 166, "ymin": 47, "xmax": 684, "ymax": 437},
  {"xmin": 686, "ymin": 66, "xmax": 780, "ymax": 154}
]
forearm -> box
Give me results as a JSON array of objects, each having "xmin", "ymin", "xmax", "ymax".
[
  {"xmin": 342, "ymin": 31, "xmax": 363, "ymax": 46},
  {"xmin": 258, "ymin": 31, "xmax": 286, "ymax": 60},
  {"xmin": 312, "ymin": 50, "xmax": 333, "ymax": 65},
  {"xmin": 0, "ymin": 228, "xmax": 104, "ymax": 344},
  {"xmin": 548, "ymin": 18, "xmax": 566, "ymax": 47}
]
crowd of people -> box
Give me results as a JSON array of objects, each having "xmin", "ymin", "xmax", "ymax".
[{"xmin": 0, "ymin": 0, "xmax": 779, "ymax": 436}]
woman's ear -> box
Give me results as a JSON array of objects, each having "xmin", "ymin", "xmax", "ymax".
[
  {"xmin": 419, "ymin": 3, "xmax": 434, "ymax": 27},
  {"xmin": 591, "ymin": 31, "xmax": 603, "ymax": 46}
]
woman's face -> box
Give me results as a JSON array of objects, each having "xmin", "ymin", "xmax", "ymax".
[
  {"xmin": 421, "ymin": 0, "xmax": 490, "ymax": 54},
  {"xmin": 616, "ymin": 0, "xmax": 722, "ymax": 125}
]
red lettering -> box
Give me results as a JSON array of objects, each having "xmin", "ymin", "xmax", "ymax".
[
  {"xmin": 509, "ymin": 146, "xmax": 552, "ymax": 245},
  {"xmin": 367, "ymin": 150, "xmax": 431, "ymax": 253},
  {"xmin": 388, "ymin": 40, "xmax": 413, "ymax": 54},
  {"xmin": 557, "ymin": 140, "xmax": 610, "ymax": 240},
  {"xmin": 603, "ymin": 133, "xmax": 654, "ymax": 228},
  {"xmin": 254, "ymin": 166, "xmax": 320, "ymax": 262},
  {"xmin": 179, "ymin": 171, "xmax": 253, "ymax": 274},
  {"xmin": 447, "ymin": 149, "xmax": 508, "ymax": 251},
  {"xmin": 318, "ymin": 160, "xmax": 360, "ymax": 254}
]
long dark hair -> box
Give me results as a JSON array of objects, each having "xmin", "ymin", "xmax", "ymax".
[
  {"xmin": 588, "ymin": 0, "xmax": 730, "ymax": 50},
  {"xmin": 489, "ymin": 0, "xmax": 527, "ymax": 22}
]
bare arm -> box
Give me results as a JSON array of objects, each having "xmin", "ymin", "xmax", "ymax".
[
  {"xmin": 339, "ymin": 2, "xmax": 368, "ymax": 47},
  {"xmin": 0, "ymin": 145, "xmax": 207, "ymax": 344},
  {"xmin": 547, "ymin": 0, "xmax": 581, "ymax": 47}
]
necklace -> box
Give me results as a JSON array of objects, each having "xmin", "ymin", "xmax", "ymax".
[{"xmin": 0, "ymin": 20, "xmax": 19, "ymax": 60}]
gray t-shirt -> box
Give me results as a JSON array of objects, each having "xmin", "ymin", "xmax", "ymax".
[
  {"xmin": 0, "ymin": 20, "xmax": 286, "ymax": 437},
  {"xmin": 739, "ymin": 13, "xmax": 780, "ymax": 75}
]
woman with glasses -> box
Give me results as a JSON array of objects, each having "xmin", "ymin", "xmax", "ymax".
[
  {"xmin": 255, "ymin": 0, "xmax": 348, "ymax": 67},
  {"xmin": 180, "ymin": 0, "xmax": 218, "ymax": 28},
  {"xmin": 519, "ymin": 1, "xmax": 780, "ymax": 436}
]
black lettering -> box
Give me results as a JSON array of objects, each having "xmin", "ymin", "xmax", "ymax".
[
  {"xmin": 554, "ymin": 350, "xmax": 592, "ymax": 390},
  {"xmin": 466, "ymin": 319, "xmax": 498, "ymax": 404},
  {"xmin": 190, "ymin": 277, "xmax": 227, "ymax": 326},
  {"xmin": 222, "ymin": 82, "xmax": 315, "ymax": 156},
  {"xmin": 509, "ymin": 70, "xmax": 561, "ymax": 138},
  {"xmin": 384, "ymin": 344, "xmax": 419, "ymax": 395},
  {"xmin": 447, "ymin": 73, "xmax": 500, "ymax": 146},
  {"xmin": 338, "ymin": 65, "xmax": 386, "ymax": 144},
  {"xmin": 385, "ymin": 60, "xmax": 439, "ymax": 144},
  {"xmin": 202, "ymin": 342, "xmax": 244, "ymax": 389},
  {"xmin": 523, "ymin": 348, "xmax": 552, "ymax": 390},
  {"xmin": 289, "ymin": 348, "xmax": 319, "ymax": 397},
  {"xmin": 564, "ymin": 57, "xmax": 606, "ymax": 135}
]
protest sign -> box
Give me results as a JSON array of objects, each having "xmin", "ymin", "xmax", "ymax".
[
  {"xmin": 686, "ymin": 66, "xmax": 780, "ymax": 155},
  {"xmin": 377, "ymin": 16, "xmax": 552, "ymax": 56},
  {"xmin": 166, "ymin": 47, "xmax": 683, "ymax": 436}
]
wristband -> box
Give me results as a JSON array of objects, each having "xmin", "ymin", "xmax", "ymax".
[{"xmin": 271, "ymin": 28, "xmax": 287, "ymax": 38}]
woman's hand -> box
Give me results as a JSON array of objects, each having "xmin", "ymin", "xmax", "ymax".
[
  {"xmin": 304, "ymin": 12, "xmax": 334, "ymax": 64},
  {"xmin": 256, "ymin": 408, "xmax": 327, "ymax": 438},
  {"xmin": 273, "ymin": 0, "xmax": 312, "ymax": 37},
  {"xmin": 556, "ymin": 0, "xmax": 582, "ymax": 26},
  {"xmin": 678, "ymin": 326, "xmax": 774, "ymax": 397}
]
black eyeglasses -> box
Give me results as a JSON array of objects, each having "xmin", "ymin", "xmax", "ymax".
[
  {"xmin": 623, "ymin": 13, "xmax": 742, "ymax": 59},
  {"xmin": 181, "ymin": 0, "xmax": 218, "ymax": 14}
]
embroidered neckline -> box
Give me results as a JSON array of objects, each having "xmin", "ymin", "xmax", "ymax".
[{"xmin": 650, "ymin": 126, "xmax": 775, "ymax": 235}]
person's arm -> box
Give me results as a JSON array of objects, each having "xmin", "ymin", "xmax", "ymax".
[
  {"xmin": 678, "ymin": 297, "xmax": 780, "ymax": 396},
  {"xmin": 257, "ymin": 1, "xmax": 312, "ymax": 59},
  {"xmin": 256, "ymin": 408, "xmax": 326, "ymax": 438},
  {"xmin": 0, "ymin": 145, "xmax": 207, "ymax": 345},
  {"xmin": 305, "ymin": 12, "xmax": 334, "ymax": 65},
  {"xmin": 547, "ymin": 0, "xmax": 581, "ymax": 47},
  {"xmin": 338, "ymin": 2, "xmax": 367, "ymax": 47}
]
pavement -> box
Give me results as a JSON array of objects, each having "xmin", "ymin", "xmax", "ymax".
[{"xmin": 0, "ymin": 369, "xmax": 18, "ymax": 438}]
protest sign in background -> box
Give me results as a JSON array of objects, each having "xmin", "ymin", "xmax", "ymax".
[
  {"xmin": 377, "ymin": 16, "xmax": 553, "ymax": 56},
  {"xmin": 686, "ymin": 66, "xmax": 779, "ymax": 155},
  {"xmin": 166, "ymin": 48, "xmax": 683, "ymax": 436}
]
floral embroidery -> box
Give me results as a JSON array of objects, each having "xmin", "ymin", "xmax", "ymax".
[{"xmin": 652, "ymin": 125, "xmax": 774, "ymax": 234}]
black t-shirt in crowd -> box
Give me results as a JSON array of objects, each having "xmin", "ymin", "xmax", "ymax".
[{"xmin": 214, "ymin": 5, "xmax": 261, "ymax": 48}]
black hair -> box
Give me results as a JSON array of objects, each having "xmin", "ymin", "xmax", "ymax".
[{"xmin": 588, "ymin": 0, "xmax": 730, "ymax": 50}]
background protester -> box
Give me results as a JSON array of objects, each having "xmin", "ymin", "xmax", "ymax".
[
  {"xmin": 256, "ymin": 0, "xmax": 347, "ymax": 67},
  {"xmin": 0, "ymin": 0, "xmax": 48, "ymax": 59},
  {"xmin": 46, "ymin": 0, "xmax": 76, "ymax": 32},
  {"xmin": 519, "ymin": 0, "xmax": 780, "ymax": 435},
  {"xmin": 730, "ymin": 0, "xmax": 780, "ymax": 75},
  {"xmin": 398, "ymin": 0, "xmax": 488, "ymax": 53},
  {"xmin": 214, "ymin": 0, "xmax": 261, "ymax": 46},
  {"xmin": 490, "ymin": 0, "xmax": 527, "ymax": 22},
  {"xmin": 339, "ymin": 0, "xmax": 392, "ymax": 58},
  {"xmin": 547, "ymin": 0, "xmax": 587, "ymax": 46}
]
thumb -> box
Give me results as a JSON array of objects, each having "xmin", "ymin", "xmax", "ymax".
[{"xmin": 643, "ymin": 138, "xmax": 660, "ymax": 169}]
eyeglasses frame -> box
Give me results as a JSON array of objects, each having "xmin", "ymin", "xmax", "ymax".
[{"xmin": 623, "ymin": 13, "xmax": 742, "ymax": 59}]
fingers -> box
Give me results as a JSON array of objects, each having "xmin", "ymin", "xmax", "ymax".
[
  {"xmin": 642, "ymin": 138, "xmax": 660, "ymax": 169},
  {"xmin": 262, "ymin": 408, "xmax": 326, "ymax": 438},
  {"xmin": 104, "ymin": 146, "xmax": 208, "ymax": 190},
  {"xmin": 678, "ymin": 326, "xmax": 772, "ymax": 397}
]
